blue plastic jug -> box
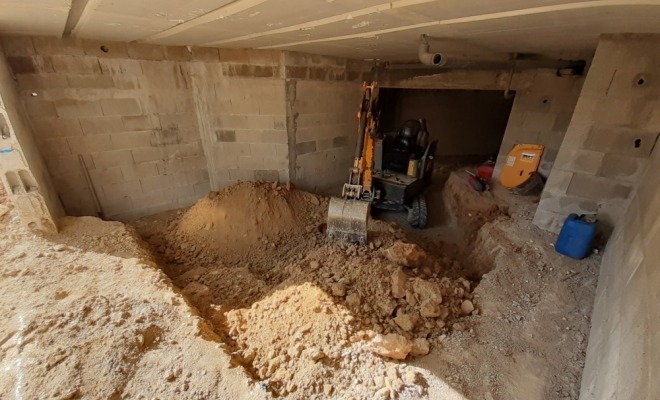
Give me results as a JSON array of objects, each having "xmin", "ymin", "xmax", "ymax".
[{"xmin": 555, "ymin": 213, "xmax": 598, "ymax": 259}]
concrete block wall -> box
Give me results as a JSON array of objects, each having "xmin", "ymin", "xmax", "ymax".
[
  {"xmin": 1, "ymin": 36, "xmax": 292, "ymax": 220},
  {"xmin": 534, "ymin": 35, "xmax": 660, "ymax": 234},
  {"xmin": 578, "ymin": 94, "xmax": 660, "ymax": 399},
  {"xmin": 284, "ymin": 52, "xmax": 368, "ymax": 194},
  {"xmin": 0, "ymin": 41, "xmax": 64, "ymax": 232},
  {"xmin": 494, "ymin": 69, "xmax": 585, "ymax": 178}
]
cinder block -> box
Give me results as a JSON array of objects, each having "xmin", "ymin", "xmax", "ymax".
[
  {"xmin": 316, "ymin": 138, "xmax": 333, "ymax": 152},
  {"xmin": 163, "ymin": 185, "xmax": 196, "ymax": 201},
  {"xmin": 99, "ymin": 196, "xmax": 133, "ymax": 216},
  {"xmin": 15, "ymin": 74, "xmax": 67, "ymax": 90},
  {"xmin": 332, "ymin": 135, "xmax": 349, "ymax": 148},
  {"xmin": 254, "ymin": 170, "xmax": 280, "ymax": 182},
  {"xmin": 82, "ymin": 40, "xmax": 129, "ymax": 58},
  {"xmin": 216, "ymin": 115, "xmax": 248, "ymax": 129},
  {"xmin": 131, "ymin": 190, "xmax": 167, "ymax": 210},
  {"xmin": 110, "ymin": 207, "xmax": 151, "ymax": 222},
  {"xmin": 182, "ymin": 156, "xmax": 207, "ymax": 171},
  {"xmin": 562, "ymin": 149, "xmax": 605, "ymax": 175},
  {"xmin": 275, "ymin": 144, "xmax": 289, "ymax": 158},
  {"xmin": 164, "ymin": 172, "xmax": 189, "ymax": 188},
  {"xmin": 50, "ymin": 55, "xmax": 101, "ymax": 74},
  {"xmin": 120, "ymin": 162, "xmax": 159, "ymax": 181},
  {"xmin": 639, "ymin": 99, "xmax": 660, "ymax": 132},
  {"xmin": 122, "ymin": 115, "xmax": 152, "ymax": 131},
  {"xmin": 148, "ymin": 95, "xmax": 178, "ymax": 115},
  {"xmin": 532, "ymin": 209, "xmax": 565, "ymax": 234},
  {"xmin": 111, "ymin": 131, "xmax": 153, "ymax": 150},
  {"xmin": 567, "ymin": 173, "xmax": 634, "ymax": 201},
  {"xmin": 165, "ymin": 46, "xmax": 192, "ymax": 62},
  {"xmin": 238, "ymin": 156, "xmax": 264, "ymax": 169},
  {"xmin": 592, "ymin": 97, "xmax": 635, "ymax": 126},
  {"xmin": 259, "ymin": 98, "xmax": 286, "ymax": 115},
  {"xmin": 127, "ymin": 43, "xmax": 165, "ymax": 61},
  {"xmin": 186, "ymin": 170, "xmax": 210, "ymax": 185},
  {"xmin": 99, "ymin": 58, "xmax": 143, "ymax": 75},
  {"xmin": 102, "ymin": 179, "xmax": 143, "ymax": 201},
  {"xmin": 54, "ymin": 99, "xmax": 103, "ymax": 118},
  {"xmin": 132, "ymin": 147, "xmax": 165, "ymax": 163},
  {"xmin": 231, "ymin": 98, "xmax": 260, "ymax": 115},
  {"xmin": 139, "ymin": 61, "xmax": 186, "ymax": 89},
  {"xmin": 217, "ymin": 155, "xmax": 239, "ymax": 169},
  {"xmin": 192, "ymin": 47, "xmax": 219, "ymax": 62},
  {"xmin": 599, "ymin": 154, "xmax": 647, "ymax": 183},
  {"xmin": 6, "ymin": 56, "xmax": 53, "ymax": 74},
  {"xmin": 224, "ymin": 142, "xmax": 251, "ymax": 156},
  {"xmin": 101, "ymin": 98, "xmax": 142, "ymax": 116},
  {"xmin": 215, "ymin": 129, "xmax": 236, "ymax": 142},
  {"xmin": 148, "ymin": 201, "xmax": 177, "ymax": 215},
  {"xmin": 92, "ymin": 150, "xmax": 135, "ymax": 169},
  {"xmin": 522, "ymin": 111, "xmax": 557, "ymax": 132},
  {"xmin": 585, "ymin": 124, "xmax": 658, "ymax": 158},
  {"xmin": 247, "ymin": 115, "xmax": 276, "ymax": 130},
  {"xmin": 38, "ymin": 138, "xmax": 72, "ymax": 157},
  {"xmin": 175, "ymin": 96, "xmax": 194, "ymax": 114},
  {"xmin": 249, "ymin": 143, "xmax": 276, "ymax": 157},
  {"xmin": 33, "ymin": 37, "xmax": 84, "ymax": 56},
  {"xmin": 67, "ymin": 134, "xmax": 113, "ymax": 154},
  {"xmin": 219, "ymin": 48, "xmax": 250, "ymax": 63},
  {"xmin": 24, "ymin": 99, "xmax": 57, "ymax": 118},
  {"xmin": 544, "ymin": 169, "xmax": 574, "ymax": 194},
  {"xmin": 263, "ymin": 157, "xmax": 288, "ymax": 170},
  {"xmin": 193, "ymin": 181, "xmax": 211, "ymax": 196},
  {"xmin": 285, "ymin": 66, "xmax": 308, "ymax": 79},
  {"xmin": 261, "ymin": 130, "xmax": 288, "ymax": 144},
  {"xmin": 67, "ymin": 75, "xmax": 115, "ymax": 89},
  {"xmin": 140, "ymin": 175, "xmax": 167, "ymax": 193},
  {"xmin": 236, "ymin": 129, "xmax": 262, "ymax": 143},
  {"xmin": 89, "ymin": 167, "xmax": 124, "ymax": 186},
  {"xmin": 156, "ymin": 159, "xmax": 185, "ymax": 175},
  {"xmin": 1, "ymin": 36, "xmax": 35, "ymax": 56},
  {"xmin": 79, "ymin": 116, "xmax": 125, "ymax": 135},
  {"xmin": 296, "ymin": 141, "xmax": 316, "ymax": 155}
]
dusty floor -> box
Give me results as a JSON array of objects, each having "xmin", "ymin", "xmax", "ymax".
[{"xmin": 0, "ymin": 168, "xmax": 600, "ymax": 400}]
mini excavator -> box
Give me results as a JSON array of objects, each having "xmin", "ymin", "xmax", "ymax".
[{"xmin": 327, "ymin": 82, "xmax": 438, "ymax": 245}]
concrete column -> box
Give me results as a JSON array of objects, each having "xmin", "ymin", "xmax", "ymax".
[
  {"xmin": 0, "ymin": 42, "xmax": 63, "ymax": 232},
  {"xmin": 534, "ymin": 34, "xmax": 660, "ymax": 234}
]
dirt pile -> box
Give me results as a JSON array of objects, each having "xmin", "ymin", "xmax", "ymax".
[{"xmin": 443, "ymin": 172, "xmax": 509, "ymax": 242}]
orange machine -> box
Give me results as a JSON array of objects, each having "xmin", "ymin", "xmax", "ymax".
[{"xmin": 500, "ymin": 144, "xmax": 545, "ymax": 188}]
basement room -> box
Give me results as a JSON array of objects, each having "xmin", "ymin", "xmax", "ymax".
[{"xmin": 0, "ymin": 1, "xmax": 658, "ymax": 399}]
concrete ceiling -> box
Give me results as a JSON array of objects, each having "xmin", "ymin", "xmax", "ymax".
[{"xmin": 2, "ymin": 0, "xmax": 660, "ymax": 60}]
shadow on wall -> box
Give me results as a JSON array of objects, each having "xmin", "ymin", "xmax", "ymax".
[{"xmin": 379, "ymin": 88, "xmax": 515, "ymax": 163}]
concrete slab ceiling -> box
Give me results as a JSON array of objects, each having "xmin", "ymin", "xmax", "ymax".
[{"xmin": 2, "ymin": 0, "xmax": 660, "ymax": 60}]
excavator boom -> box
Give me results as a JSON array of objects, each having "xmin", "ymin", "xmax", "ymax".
[{"xmin": 326, "ymin": 82, "xmax": 379, "ymax": 245}]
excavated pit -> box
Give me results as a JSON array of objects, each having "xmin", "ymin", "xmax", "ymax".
[{"xmin": 129, "ymin": 174, "xmax": 508, "ymax": 398}]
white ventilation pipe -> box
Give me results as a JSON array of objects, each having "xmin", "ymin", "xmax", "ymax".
[{"xmin": 418, "ymin": 34, "xmax": 442, "ymax": 66}]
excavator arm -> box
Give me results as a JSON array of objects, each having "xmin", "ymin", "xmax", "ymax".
[{"xmin": 327, "ymin": 82, "xmax": 379, "ymax": 245}]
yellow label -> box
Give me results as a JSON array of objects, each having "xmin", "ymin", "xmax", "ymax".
[{"xmin": 407, "ymin": 161, "xmax": 415, "ymax": 176}]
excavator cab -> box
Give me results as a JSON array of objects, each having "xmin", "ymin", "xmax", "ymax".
[{"xmin": 327, "ymin": 82, "xmax": 437, "ymax": 245}]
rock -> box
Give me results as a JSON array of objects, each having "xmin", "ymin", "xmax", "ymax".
[
  {"xmin": 53, "ymin": 244, "xmax": 66, "ymax": 252},
  {"xmin": 461, "ymin": 300, "xmax": 475, "ymax": 315},
  {"xmin": 310, "ymin": 196, "xmax": 320, "ymax": 206},
  {"xmin": 374, "ymin": 387, "xmax": 390, "ymax": 400},
  {"xmin": 452, "ymin": 323, "xmax": 465, "ymax": 331},
  {"xmin": 436, "ymin": 320, "xmax": 446, "ymax": 329},
  {"xmin": 368, "ymin": 334, "xmax": 412, "ymax": 360},
  {"xmin": 420, "ymin": 300, "xmax": 442, "ymax": 318},
  {"xmin": 307, "ymin": 347, "xmax": 325, "ymax": 361},
  {"xmin": 410, "ymin": 338, "xmax": 430, "ymax": 356},
  {"xmin": 402, "ymin": 370, "xmax": 420, "ymax": 385},
  {"xmin": 394, "ymin": 313, "xmax": 418, "ymax": 332},
  {"xmin": 405, "ymin": 290, "xmax": 417, "ymax": 307},
  {"xmin": 384, "ymin": 242, "xmax": 427, "ymax": 268},
  {"xmin": 272, "ymin": 181, "xmax": 278, "ymax": 190},
  {"xmin": 309, "ymin": 260, "xmax": 320, "ymax": 270},
  {"xmin": 204, "ymin": 222, "xmax": 213, "ymax": 230},
  {"xmin": 411, "ymin": 278, "xmax": 443, "ymax": 305},
  {"xmin": 0, "ymin": 204, "xmax": 9, "ymax": 217},
  {"xmin": 323, "ymin": 384, "xmax": 333, "ymax": 395},
  {"xmin": 346, "ymin": 293, "xmax": 361, "ymax": 306},
  {"xmin": 331, "ymin": 283, "xmax": 346, "ymax": 297},
  {"xmin": 391, "ymin": 268, "xmax": 408, "ymax": 298}
]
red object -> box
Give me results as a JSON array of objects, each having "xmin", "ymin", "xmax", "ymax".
[{"xmin": 478, "ymin": 162, "xmax": 495, "ymax": 180}]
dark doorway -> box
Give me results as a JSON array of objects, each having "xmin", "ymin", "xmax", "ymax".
[{"xmin": 379, "ymin": 88, "xmax": 515, "ymax": 164}]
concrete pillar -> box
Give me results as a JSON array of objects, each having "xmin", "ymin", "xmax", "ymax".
[{"xmin": 0, "ymin": 42, "xmax": 63, "ymax": 232}]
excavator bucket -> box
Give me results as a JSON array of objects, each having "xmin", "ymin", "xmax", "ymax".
[{"xmin": 327, "ymin": 197, "xmax": 369, "ymax": 245}]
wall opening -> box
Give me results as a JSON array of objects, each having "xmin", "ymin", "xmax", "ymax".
[{"xmin": 379, "ymin": 88, "xmax": 515, "ymax": 164}]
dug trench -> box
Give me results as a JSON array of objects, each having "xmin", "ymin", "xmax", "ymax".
[{"xmin": 128, "ymin": 170, "xmax": 599, "ymax": 399}]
